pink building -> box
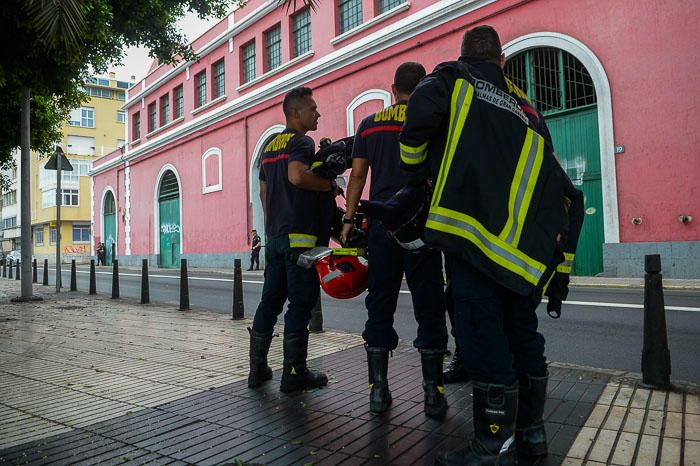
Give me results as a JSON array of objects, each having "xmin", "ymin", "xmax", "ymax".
[{"xmin": 92, "ymin": 0, "xmax": 700, "ymax": 277}]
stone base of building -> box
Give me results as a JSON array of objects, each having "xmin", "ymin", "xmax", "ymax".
[
  {"xmin": 117, "ymin": 252, "xmax": 263, "ymax": 270},
  {"xmin": 603, "ymin": 241, "xmax": 699, "ymax": 278}
]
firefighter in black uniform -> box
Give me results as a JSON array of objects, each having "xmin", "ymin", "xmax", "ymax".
[
  {"xmin": 399, "ymin": 27, "xmax": 583, "ymax": 464},
  {"xmin": 248, "ymin": 87, "xmax": 339, "ymax": 393},
  {"xmin": 340, "ymin": 62, "xmax": 449, "ymax": 418}
]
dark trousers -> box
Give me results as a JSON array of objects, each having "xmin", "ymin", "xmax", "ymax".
[
  {"xmin": 250, "ymin": 249, "xmax": 260, "ymax": 270},
  {"xmin": 449, "ymin": 254, "xmax": 546, "ymax": 385},
  {"xmin": 252, "ymin": 234, "xmax": 320, "ymax": 335},
  {"xmin": 363, "ymin": 221, "xmax": 448, "ymax": 350}
]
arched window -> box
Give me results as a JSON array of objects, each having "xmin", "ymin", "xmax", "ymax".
[{"xmin": 202, "ymin": 147, "xmax": 223, "ymax": 193}]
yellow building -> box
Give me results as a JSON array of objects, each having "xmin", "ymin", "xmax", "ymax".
[{"xmin": 31, "ymin": 72, "xmax": 129, "ymax": 263}]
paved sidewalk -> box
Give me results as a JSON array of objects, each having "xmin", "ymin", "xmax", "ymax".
[{"xmin": 1, "ymin": 280, "xmax": 698, "ymax": 465}]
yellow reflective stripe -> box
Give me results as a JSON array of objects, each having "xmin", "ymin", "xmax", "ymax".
[
  {"xmin": 332, "ymin": 248, "xmax": 361, "ymax": 256},
  {"xmin": 504, "ymin": 77, "xmax": 530, "ymax": 102},
  {"xmin": 311, "ymin": 161, "xmax": 323, "ymax": 168},
  {"xmin": 557, "ymin": 264, "xmax": 572, "ymax": 274},
  {"xmin": 499, "ymin": 129, "xmax": 544, "ymax": 247},
  {"xmin": 432, "ymin": 79, "xmax": 475, "ymax": 207},
  {"xmin": 564, "ymin": 252, "xmax": 575, "ymax": 261},
  {"xmin": 400, "ymin": 141, "xmax": 429, "ymax": 165},
  {"xmin": 542, "ymin": 270, "xmax": 556, "ymax": 295},
  {"xmin": 426, "ymin": 206, "xmax": 546, "ymax": 286},
  {"xmin": 289, "ymin": 233, "xmax": 317, "ymax": 249}
]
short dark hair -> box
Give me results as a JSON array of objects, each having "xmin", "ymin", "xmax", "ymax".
[
  {"xmin": 393, "ymin": 62, "xmax": 426, "ymax": 94},
  {"xmin": 461, "ymin": 25, "xmax": 502, "ymax": 62},
  {"xmin": 283, "ymin": 87, "xmax": 313, "ymax": 117}
]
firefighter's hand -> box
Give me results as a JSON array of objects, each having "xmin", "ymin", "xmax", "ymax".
[
  {"xmin": 339, "ymin": 223, "xmax": 354, "ymax": 245},
  {"xmin": 329, "ymin": 180, "xmax": 344, "ymax": 197},
  {"xmin": 545, "ymin": 272, "xmax": 570, "ymax": 318}
]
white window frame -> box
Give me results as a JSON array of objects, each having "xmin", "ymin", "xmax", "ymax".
[
  {"xmin": 202, "ymin": 147, "xmax": 223, "ymax": 194},
  {"xmin": 72, "ymin": 224, "xmax": 91, "ymax": 243},
  {"xmin": 34, "ymin": 227, "xmax": 44, "ymax": 246}
]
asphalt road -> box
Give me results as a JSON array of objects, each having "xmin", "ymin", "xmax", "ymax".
[{"xmin": 40, "ymin": 265, "xmax": 700, "ymax": 384}]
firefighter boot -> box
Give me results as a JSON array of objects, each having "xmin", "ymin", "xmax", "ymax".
[
  {"xmin": 280, "ymin": 331, "xmax": 328, "ymax": 392},
  {"xmin": 435, "ymin": 382, "xmax": 518, "ymax": 466},
  {"xmin": 516, "ymin": 372, "xmax": 548, "ymax": 457},
  {"xmin": 366, "ymin": 346, "xmax": 392, "ymax": 413},
  {"xmin": 444, "ymin": 345, "xmax": 470, "ymax": 384},
  {"xmin": 421, "ymin": 349, "xmax": 448, "ymax": 418},
  {"xmin": 247, "ymin": 328, "xmax": 273, "ymax": 388}
]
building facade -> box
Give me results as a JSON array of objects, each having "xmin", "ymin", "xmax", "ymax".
[
  {"xmin": 30, "ymin": 73, "xmax": 128, "ymax": 264},
  {"xmin": 91, "ymin": 0, "xmax": 699, "ymax": 277},
  {"xmin": 1, "ymin": 151, "xmax": 21, "ymax": 254}
]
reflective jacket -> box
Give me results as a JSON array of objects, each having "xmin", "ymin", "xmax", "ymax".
[{"xmin": 400, "ymin": 58, "xmax": 578, "ymax": 296}]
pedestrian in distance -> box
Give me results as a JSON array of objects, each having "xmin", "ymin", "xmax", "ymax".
[
  {"xmin": 340, "ymin": 62, "xmax": 449, "ymax": 418},
  {"xmin": 247, "ymin": 87, "xmax": 341, "ymax": 393},
  {"xmin": 97, "ymin": 242, "xmax": 106, "ymax": 266},
  {"xmin": 399, "ymin": 26, "xmax": 583, "ymax": 465},
  {"xmin": 249, "ymin": 229, "xmax": 261, "ymax": 271}
]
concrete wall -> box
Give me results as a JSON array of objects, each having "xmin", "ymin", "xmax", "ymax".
[{"xmin": 604, "ymin": 241, "xmax": 700, "ymax": 279}]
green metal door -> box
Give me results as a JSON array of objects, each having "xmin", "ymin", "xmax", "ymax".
[
  {"xmin": 547, "ymin": 108, "xmax": 603, "ymax": 275},
  {"xmin": 158, "ymin": 171, "xmax": 180, "ymax": 268},
  {"xmin": 505, "ymin": 47, "xmax": 604, "ymax": 275},
  {"xmin": 103, "ymin": 191, "xmax": 116, "ymax": 266}
]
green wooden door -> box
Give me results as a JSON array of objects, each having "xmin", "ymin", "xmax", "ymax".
[
  {"xmin": 158, "ymin": 171, "xmax": 180, "ymax": 269},
  {"xmin": 103, "ymin": 192, "xmax": 116, "ymax": 266},
  {"xmin": 547, "ymin": 107, "xmax": 604, "ymax": 275}
]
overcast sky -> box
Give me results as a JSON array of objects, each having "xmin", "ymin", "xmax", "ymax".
[{"xmin": 111, "ymin": 13, "xmax": 221, "ymax": 83}]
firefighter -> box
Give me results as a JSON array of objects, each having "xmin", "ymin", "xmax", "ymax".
[
  {"xmin": 399, "ymin": 27, "xmax": 583, "ymax": 464},
  {"xmin": 340, "ymin": 62, "xmax": 449, "ymax": 418},
  {"xmin": 248, "ymin": 87, "xmax": 339, "ymax": 393}
]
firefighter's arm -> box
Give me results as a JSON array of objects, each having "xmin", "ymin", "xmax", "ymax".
[
  {"xmin": 340, "ymin": 158, "xmax": 369, "ymax": 243},
  {"xmin": 288, "ymin": 161, "xmax": 335, "ymax": 192},
  {"xmin": 399, "ymin": 75, "xmax": 450, "ymax": 181}
]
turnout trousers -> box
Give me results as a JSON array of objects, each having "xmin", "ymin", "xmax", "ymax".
[
  {"xmin": 363, "ymin": 221, "xmax": 448, "ymax": 350},
  {"xmin": 252, "ymin": 234, "xmax": 320, "ymax": 335},
  {"xmin": 448, "ymin": 254, "xmax": 547, "ymax": 384}
]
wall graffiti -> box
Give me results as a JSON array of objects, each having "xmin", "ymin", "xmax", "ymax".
[
  {"xmin": 161, "ymin": 223, "xmax": 181, "ymax": 234},
  {"xmin": 559, "ymin": 155, "xmax": 586, "ymax": 186},
  {"xmin": 63, "ymin": 245, "xmax": 89, "ymax": 254}
]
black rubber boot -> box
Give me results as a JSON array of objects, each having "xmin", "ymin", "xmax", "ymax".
[
  {"xmin": 435, "ymin": 381, "xmax": 518, "ymax": 465},
  {"xmin": 280, "ymin": 331, "xmax": 328, "ymax": 392},
  {"xmin": 444, "ymin": 345, "xmax": 470, "ymax": 384},
  {"xmin": 516, "ymin": 372, "xmax": 548, "ymax": 457},
  {"xmin": 247, "ymin": 328, "xmax": 273, "ymax": 388},
  {"xmin": 366, "ymin": 346, "xmax": 392, "ymax": 414},
  {"xmin": 420, "ymin": 349, "xmax": 448, "ymax": 418}
]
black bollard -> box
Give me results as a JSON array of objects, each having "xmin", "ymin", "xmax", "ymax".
[
  {"xmin": 32, "ymin": 259, "xmax": 37, "ymax": 283},
  {"xmin": 641, "ymin": 254, "xmax": 672, "ymax": 389},
  {"xmin": 309, "ymin": 292, "xmax": 324, "ymax": 333},
  {"xmin": 232, "ymin": 259, "xmax": 244, "ymax": 320},
  {"xmin": 15, "ymin": 261, "xmax": 20, "ymax": 281},
  {"xmin": 141, "ymin": 259, "xmax": 150, "ymax": 304},
  {"xmin": 180, "ymin": 259, "xmax": 190, "ymax": 310},
  {"xmin": 43, "ymin": 259, "xmax": 49, "ymax": 286},
  {"xmin": 8, "ymin": 260, "xmax": 13, "ymax": 279},
  {"xmin": 2, "ymin": 262, "xmax": 6, "ymax": 278},
  {"xmin": 111, "ymin": 260, "xmax": 120, "ymax": 299},
  {"xmin": 70, "ymin": 260, "xmax": 77, "ymax": 291},
  {"xmin": 89, "ymin": 259, "xmax": 96, "ymax": 295}
]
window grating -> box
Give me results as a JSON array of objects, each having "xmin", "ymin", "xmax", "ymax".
[
  {"xmin": 148, "ymin": 103, "xmax": 157, "ymax": 132},
  {"xmin": 104, "ymin": 192, "xmax": 116, "ymax": 214},
  {"xmin": 174, "ymin": 85, "xmax": 184, "ymax": 119},
  {"xmin": 159, "ymin": 171, "xmax": 179, "ymax": 200},
  {"xmin": 195, "ymin": 72, "xmax": 207, "ymax": 107},
  {"xmin": 292, "ymin": 9, "xmax": 311, "ymax": 58},
  {"xmin": 266, "ymin": 26, "xmax": 282, "ymax": 72},
  {"xmin": 504, "ymin": 48, "xmax": 596, "ymax": 115},
  {"xmin": 338, "ymin": 0, "xmax": 362, "ymax": 34},
  {"xmin": 213, "ymin": 60, "xmax": 225, "ymax": 98},
  {"xmin": 242, "ymin": 42, "xmax": 256, "ymax": 83},
  {"xmin": 160, "ymin": 94, "xmax": 170, "ymax": 126},
  {"xmin": 377, "ymin": 0, "xmax": 403, "ymax": 15}
]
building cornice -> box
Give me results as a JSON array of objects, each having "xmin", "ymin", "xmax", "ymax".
[{"xmin": 93, "ymin": 0, "xmax": 494, "ymax": 175}]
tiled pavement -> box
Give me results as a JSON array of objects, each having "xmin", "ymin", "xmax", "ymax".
[{"xmin": 1, "ymin": 280, "xmax": 698, "ymax": 465}]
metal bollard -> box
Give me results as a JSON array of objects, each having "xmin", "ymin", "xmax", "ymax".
[
  {"xmin": 8, "ymin": 260, "xmax": 13, "ymax": 279},
  {"xmin": 70, "ymin": 260, "xmax": 77, "ymax": 291},
  {"xmin": 15, "ymin": 261, "xmax": 20, "ymax": 281},
  {"xmin": 111, "ymin": 260, "xmax": 120, "ymax": 299},
  {"xmin": 309, "ymin": 292, "xmax": 324, "ymax": 333},
  {"xmin": 232, "ymin": 259, "xmax": 244, "ymax": 320},
  {"xmin": 43, "ymin": 259, "xmax": 49, "ymax": 286},
  {"xmin": 2, "ymin": 262, "xmax": 5, "ymax": 278},
  {"xmin": 141, "ymin": 259, "xmax": 150, "ymax": 304},
  {"xmin": 32, "ymin": 259, "xmax": 37, "ymax": 283},
  {"xmin": 641, "ymin": 254, "xmax": 672, "ymax": 389},
  {"xmin": 180, "ymin": 259, "xmax": 190, "ymax": 310},
  {"xmin": 89, "ymin": 259, "xmax": 96, "ymax": 295}
]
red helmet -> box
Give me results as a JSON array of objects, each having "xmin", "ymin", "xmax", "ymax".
[{"xmin": 315, "ymin": 254, "xmax": 368, "ymax": 299}]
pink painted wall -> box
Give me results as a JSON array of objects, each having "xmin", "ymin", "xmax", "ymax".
[{"xmin": 96, "ymin": 0, "xmax": 699, "ymax": 262}]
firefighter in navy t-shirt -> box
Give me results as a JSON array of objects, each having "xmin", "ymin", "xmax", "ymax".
[
  {"xmin": 340, "ymin": 63, "xmax": 449, "ymax": 417},
  {"xmin": 248, "ymin": 87, "xmax": 339, "ymax": 392}
]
